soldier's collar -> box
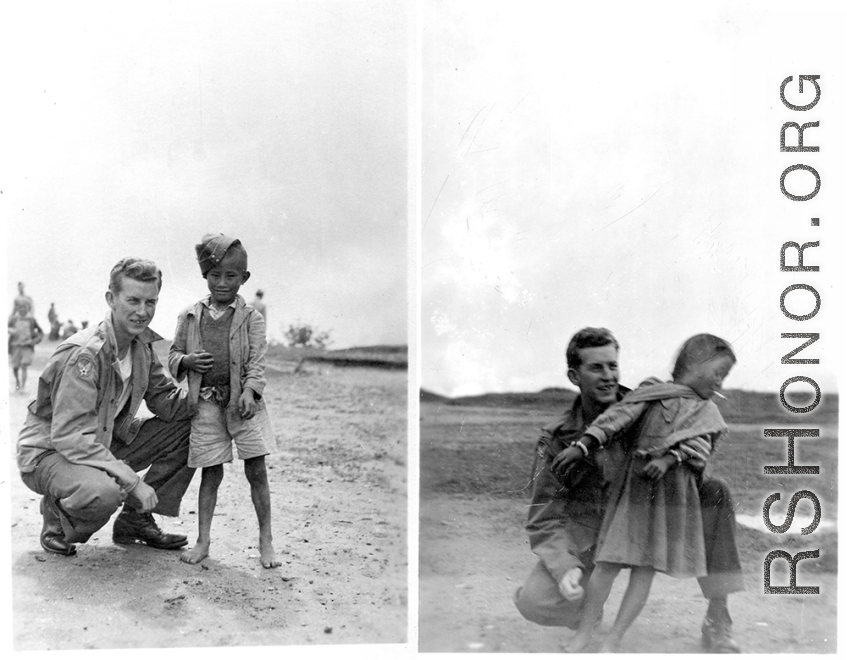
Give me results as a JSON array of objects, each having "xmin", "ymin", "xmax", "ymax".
[{"xmin": 553, "ymin": 385, "xmax": 632, "ymax": 433}]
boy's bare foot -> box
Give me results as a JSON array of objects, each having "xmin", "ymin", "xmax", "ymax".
[
  {"xmin": 180, "ymin": 540, "xmax": 210, "ymax": 565},
  {"xmin": 259, "ymin": 537, "xmax": 281, "ymax": 569}
]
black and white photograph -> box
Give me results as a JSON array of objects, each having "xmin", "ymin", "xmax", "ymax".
[
  {"xmin": 3, "ymin": 1, "xmax": 411, "ymax": 653},
  {"xmin": 420, "ymin": 1, "xmax": 843, "ymax": 654}
]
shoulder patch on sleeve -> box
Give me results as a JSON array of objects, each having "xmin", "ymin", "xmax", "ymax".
[{"xmin": 76, "ymin": 357, "xmax": 94, "ymax": 378}]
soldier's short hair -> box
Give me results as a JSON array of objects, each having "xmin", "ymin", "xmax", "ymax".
[
  {"xmin": 565, "ymin": 327, "xmax": 619, "ymax": 370},
  {"xmin": 109, "ymin": 257, "xmax": 163, "ymax": 293}
]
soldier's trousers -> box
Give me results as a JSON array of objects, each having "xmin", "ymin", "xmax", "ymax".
[
  {"xmin": 514, "ymin": 476, "xmax": 745, "ymax": 628},
  {"xmin": 21, "ymin": 418, "xmax": 194, "ymax": 544}
]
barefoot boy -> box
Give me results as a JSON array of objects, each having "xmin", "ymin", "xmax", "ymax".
[{"xmin": 169, "ymin": 233, "xmax": 280, "ymax": 568}]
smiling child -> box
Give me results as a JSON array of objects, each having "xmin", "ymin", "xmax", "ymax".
[{"xmin": 169, "ymin": 233, "xmax": 280, "ymax": 568}]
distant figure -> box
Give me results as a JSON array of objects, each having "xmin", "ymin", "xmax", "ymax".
[
  {"xmin": 47, "ymin": 302, "xmax": 61, "ymax": 341},
  {"xmin": 81, "ymin": 320, "xmax": 89, "ymax": 330},
  {"xmin": 251, "ymin": 289, "xmax": 267, "ymax": 320},
  {"xmin": 12, "ymin": 281, "xmax": 34, "ymax": 317},
  {"xmin": 61, "ymin": 319, "xmax": 78, "ymax": 340},
  {"xmin": 8, "ymin": 301, "xmax": 43, "ymax": 392}
]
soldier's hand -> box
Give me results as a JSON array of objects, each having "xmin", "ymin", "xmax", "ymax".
[
  {"xmin": 559, "ymin": 567, "xmax": 585, "ymax": 602},
  {"xmin": 127, "ymin": 481, "xmax": 158, "ymax": 513},
  {"xmin": 552, "ymin": 445, "xmax": 584, "ymax": 475}
]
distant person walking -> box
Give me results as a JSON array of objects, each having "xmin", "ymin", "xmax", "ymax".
[
  {"xmin": 61, "ymin": 319, "xmax": 78, "ymax": 340},
  {"xmin": 8, "ymin": 301, "xmax": 43, "ymax": 392},
  {"xmin": 251, "ymin": 290, "xmax": 267, "ymax": 320},
  {"xmin": 12, "ymin": 281, "xmax": 34, "ymax": 317},
  {"xmin": 48, "ymin": 303, "xmax": 61, "ymax": 341}
]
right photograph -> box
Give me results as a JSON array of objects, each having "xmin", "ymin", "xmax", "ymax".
[{"xmin": 419, "ymin": 2, "xmax": 841, "ymax": 654}]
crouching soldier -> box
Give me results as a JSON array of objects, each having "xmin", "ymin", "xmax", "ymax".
[{"xmin": 17, "ymin": 257, "xmax": 195, "ymax": 556}]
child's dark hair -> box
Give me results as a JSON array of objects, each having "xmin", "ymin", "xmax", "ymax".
[
  {"xmin": 672, "ymin": 334, "xmax": 736, "ymax": 380},
  {"xmin": 566, "ymin": 327, "xmax": 619, "ymax": 369}
]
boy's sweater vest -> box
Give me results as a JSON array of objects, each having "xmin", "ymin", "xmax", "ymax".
[{"xmin": 200, "ymin": 307, "xmax": 234, "ymax": 388}]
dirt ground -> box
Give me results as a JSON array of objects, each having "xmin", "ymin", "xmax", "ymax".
[
  {"xmin": 7, "ymin": 343, "xmax": 408, "ymax": 651},
  {"xmin": 419, "ymin": 402, "xmax": 837, "ymax": 654}
]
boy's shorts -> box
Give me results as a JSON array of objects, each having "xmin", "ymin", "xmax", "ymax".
[
  {"xmin": 11, "ymin": 346, "xmax": 34, "ymax": 369},
  {"xmin": 189, "ymin": 398, "xmax": 276, "ymax": 469}
]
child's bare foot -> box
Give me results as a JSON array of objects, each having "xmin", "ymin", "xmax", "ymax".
[
  {"xmin": 259, "ymin": 537, "xmax": 281, "ymax": 569},
  {"xmin": 564, "ymin": 628, "xmax": 594, "ymax": 653},
  {"xmin": 598, "ymin": 631, "xmax": 623, "ymax": 653},
  {"xmin": 180, "ymin": 540, "xmax": 210, "ymax": 565}
]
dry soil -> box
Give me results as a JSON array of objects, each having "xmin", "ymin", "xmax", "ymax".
[
  {"xmin": 419, "ymin": 402, "xmax": 837, "ymax": 654},
  {"xmin": 8, "ymin": 344, "xmax": 408, "ymax": 650}
]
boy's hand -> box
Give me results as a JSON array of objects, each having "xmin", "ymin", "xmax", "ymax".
[
  {"xmin": 641, "ymin": 455, "xmax": 676, "ymax": 480},
  {"xmin": 239, "ymin": 389, "xmax": 257, "ymax": 419},
  {"xmin": 184, "ymin": 351, "xmax": 214, "ymax": 373}
]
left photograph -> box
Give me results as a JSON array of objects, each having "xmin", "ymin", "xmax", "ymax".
[{"xmin": 5, "ymin": 1, "xmax": 410, "ymax": 650}]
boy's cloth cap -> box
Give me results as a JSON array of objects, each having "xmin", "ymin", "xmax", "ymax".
[{"xmin": 195, "ymin": 233, "xmax": 240, "ymax": 276}]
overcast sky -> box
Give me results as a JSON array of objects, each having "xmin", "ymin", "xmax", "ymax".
[
  {"xmin": 4, "ymin": 1, "xmax": 410, "ymax": 348},
  {"xmin": 3, "ymin": 2, "xmax": 845, "ymax": 396},
  {"xmin": 421, "ymin": 1, "xmax": 845, "ymax": 397}
]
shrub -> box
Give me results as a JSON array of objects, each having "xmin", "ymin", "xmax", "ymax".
[{"xmin": 283, "ymin": 321, "xmax": 333, "ymax": 349}]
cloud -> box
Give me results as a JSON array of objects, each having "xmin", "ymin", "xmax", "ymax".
[{"xmin": 6, "ymin": 2, "xmax": 410, "ymax": 350}]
